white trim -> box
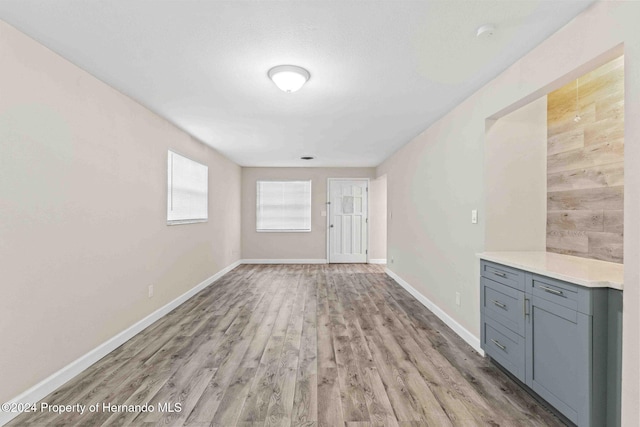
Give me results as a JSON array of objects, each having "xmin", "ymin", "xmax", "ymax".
[
  {"xmin": 326, "ymin": 178, "xmax": 370, "ymax": 264},
  {"xmin": 369, "ymin": 259, "xmax": 387, "ymax": 264},
  {"xmin": 241, "ymin": 259, "xmax": 327, "ymax": 264},
  {"xmin": 167, "ymin": 219, "xmax": 208, "ymax": 226},
  {"xmin": 256, "ymin": 229, "xmax": 311, "ymax": 233},
  {"xmin": 384, "ymin": 268, "xmax": 485, "ymax": 356},
  {"xmin": 0, "ymin": 260, "xmax": 242, "ymax": 427},
  {"xmin": 326, "ymin": 180, "xmax": 330, "ymax": 262}
]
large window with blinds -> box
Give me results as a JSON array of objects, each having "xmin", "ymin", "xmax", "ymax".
[
  {"xmin": 256, "ymin": 180, "xmax": 312, "ymax": 232},
  {"xmin": 167, "ymin": 150, "xmax": 208, "ymax": 225}
]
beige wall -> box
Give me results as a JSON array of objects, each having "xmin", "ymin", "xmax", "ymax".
[
  {"xmin": 0, "ymin": 21, "xmax": 241, "ymax": 403},
  {"xmin": 485, "ymin": 96, "xmax": 547, "ymax": 251},
  {"xmin": 377, "ymin": 2, "xmax": 640, "ymax": 424},
  {"xmin": 369, "ymin": 174, "xmax": 388, "ymax": 261},
  {"xmin": 241, "ymin": 167, "xmax": 375, "ymax": 261}
]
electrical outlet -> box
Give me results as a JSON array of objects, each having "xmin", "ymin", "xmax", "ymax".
[
  {"xmin": 455, "ymin": 292, "xmax": 461, "ymax": 306},
  {"xmin": 471, "ymin": 209, "xmax": 478, "ymax": 224},
  {"xmin": 148, "ymin": 285, "xmax": 154, "ymax": 298}
]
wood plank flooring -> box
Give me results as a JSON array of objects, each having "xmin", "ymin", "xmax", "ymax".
[{"xmin": 8, "ymin": 264, "xmax": 564, "ymax": 426}]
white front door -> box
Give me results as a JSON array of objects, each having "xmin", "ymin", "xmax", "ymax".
[{"xmin": 328, "ymin": 179, "xmax": 368, "ymax": 263}]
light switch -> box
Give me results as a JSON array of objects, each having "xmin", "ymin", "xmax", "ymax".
[
  {"xmin": 471, "ymin": 209, "xmax": 478, "ymax": 224},
  {"xmin": 321, "ymin": 210, "xmax": 327, "ymax": 217}
]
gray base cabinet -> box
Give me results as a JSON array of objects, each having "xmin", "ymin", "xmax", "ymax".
[{"xmin": 480, "ymin": 260, "xmax": 622, "ymax": 427}]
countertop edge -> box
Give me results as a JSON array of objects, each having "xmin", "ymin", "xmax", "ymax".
[{"xmin": 477, "ymin": 252, "xmax": 624, "ymax": 291}]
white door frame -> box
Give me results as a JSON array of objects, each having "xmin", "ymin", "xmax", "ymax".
[{"xmin": 326, "ymin": 178, "xmax": 370, "ymax": 263}]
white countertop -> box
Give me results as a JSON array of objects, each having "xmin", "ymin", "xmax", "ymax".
[{"xmin": 477, "ymin": 251, "xmax": 623, "ymax": 291}]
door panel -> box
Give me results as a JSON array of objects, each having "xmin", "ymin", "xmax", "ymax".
[
  {"xmin": 329, "ymin": 179, "xmax": 368, "ymax": 263},
  {"xmin": 526, "ymin": 295, "xmax": 591, "ymax": 425}
]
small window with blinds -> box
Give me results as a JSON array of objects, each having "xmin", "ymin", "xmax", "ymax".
[
  {"xmin": 167, "ymin": 150, "xmax": 208, "ymax": 225},
  {"xmin": 256, "ymin": 180, "xmax": 312, "ymax": 232}
]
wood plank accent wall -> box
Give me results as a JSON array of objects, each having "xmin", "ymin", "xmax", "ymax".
[{"xmin": 547, "ymin": 56, "xmax": 624, "ymax": 263}]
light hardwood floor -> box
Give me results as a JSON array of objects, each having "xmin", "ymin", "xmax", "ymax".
[{"xmin": 9, "ymin": 264, "xmax": 564, "ymax": 426}]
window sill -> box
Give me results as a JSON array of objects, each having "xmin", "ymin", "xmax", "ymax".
[
  {"xmin": 256, "ymin": 229, "xmax": 311, "ymax": 233},
  {"xmin": 167, "ymin": 219, "xmax": 208, "ymax": 226}
]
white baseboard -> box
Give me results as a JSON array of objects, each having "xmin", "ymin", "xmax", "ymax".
[
  {"xmin": 241, "ymin": 259, "xmax": 327, "ymax": 264},
  {"xmin": 369, "ymin": 259, "xmax": 387, "ymax": 264},
  {"xmin": 0, "ymin": 259, "xmax": 242, "ymax": 427},
  {"xmin": 384, "ymin": 268, "xmax": 484, "ymax": 356}
]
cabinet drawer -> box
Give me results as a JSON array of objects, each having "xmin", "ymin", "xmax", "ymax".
[
  {"xmin": 482, "ymin": 317, "xmax": 526, "ymax": 383},
  {"xmin": 481, "ymin": 277, "xmax": 525, "ymax": 337},
  {"xmin": 481, "ymin": 260, "xmax": 525, "ymax": 291},
  {"xmin": 529, "ymin": 274, "xmax": 581, "ymax": 313}
]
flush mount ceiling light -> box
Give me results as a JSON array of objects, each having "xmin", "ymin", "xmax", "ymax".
[
  {"xmin": 268, "ymin": 65, "xmax": 310, "ymax": 93},
  {"xmin": 476, "ymin": 24, "xmax": 496, "ymax": 39}
]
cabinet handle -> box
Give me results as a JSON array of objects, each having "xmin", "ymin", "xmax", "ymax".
[
  {"xmin": 492, "ymin": 300, "xmax": 506, "ymax": 309},
  {"xmin": 491, "ymin": 339, "xmax": 506, "ymax": 351},
  {"xmin": 524, "ymin": 297, "xmax": 530, "ymax": 317},
  {"xmin": 493, "ymin": 271, "xmax": 507, "ymax": 278},
  {"xmin": 540, "ymin": 285, "xmax": 564, "ymax": 296}
]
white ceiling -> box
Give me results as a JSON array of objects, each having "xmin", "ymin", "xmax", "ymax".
[{"xmin": 0, "ymin": 0, "xmax": 594, "ymax": 167}]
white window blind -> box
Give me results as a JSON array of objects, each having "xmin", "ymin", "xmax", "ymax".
[
  {"xmin": 256, "ymin": 180, "xmax": 312, "ymax": 232},
  {"xmin": 167, "ymin": 150, "xmax": 208, "ymax": 224}
]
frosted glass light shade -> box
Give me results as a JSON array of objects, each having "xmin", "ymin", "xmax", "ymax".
[{"xmin": 268, "ymin": 65, "xmax": 310, "ymax": 93}]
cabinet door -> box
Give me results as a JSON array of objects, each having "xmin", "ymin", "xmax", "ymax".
[{"xmin": 526, "ymin": 295, "xmax": 591, "ymax": 426}]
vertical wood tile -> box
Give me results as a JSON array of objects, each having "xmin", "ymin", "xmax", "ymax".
[
  {"xmin": 547, "ymin": 56, "xmax": 624, "ymax": 263},
  {"xmin": 547, "ymin": 210, "xmax": 603, "ymax": 232},
  {"xmin": 603, "ymin": 210, "xmax": 624, "ymax": 233}
]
